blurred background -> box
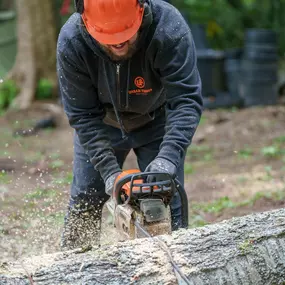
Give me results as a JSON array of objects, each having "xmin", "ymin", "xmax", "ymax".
[
  {"xmin": 0, "ymin": 0, "xmax": 284, "ymax": 110},
  {"xmin": 0, "ymin": 0, "xmax": 285, "ymax": 263}
]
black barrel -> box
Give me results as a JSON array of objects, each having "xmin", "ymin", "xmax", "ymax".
[
  {"xmin": 196, "ymin": 49, "xmax": 227, "ymax": 97},
  {"xmin": 244, "ymin": 29, "xmax": 278, "ymax": 62},
  {"xmin": 240, "ymin": 29, "xmax": 279, "ymax": 106},
  {"xmin": 190, "ymin": 24, "xmax": 209, "ymax": 50},
  {"xmin": 244, "ymin": 44, "xmax": 278, "ymax": 62},
  {"xmin": 240, "ymin": 82, "xmax": 278, "ymax": 107},
  {"xmin": 245, "ymin": 29, "xmax": 277, "ymax": 45},
  {"xmin": 224, "ymin": 48, "xmax": 243, "ymax": 102},
  {"xmin": 241, "ymin": 60, "xmax": 278, "ymax": 82}
]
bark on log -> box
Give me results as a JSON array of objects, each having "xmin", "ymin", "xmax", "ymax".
[{"xmin": 1, "ymin": 208, "xmax": 285, "ymax": 285}]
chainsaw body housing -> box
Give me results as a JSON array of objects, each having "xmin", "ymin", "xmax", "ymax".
[
  {"xmin": 107, "ymin": 170, "xmax": 174, "ymax": 240},
  {"xmin": 114, "ymin": 199, "xmax": 171, "ymax": 239}
]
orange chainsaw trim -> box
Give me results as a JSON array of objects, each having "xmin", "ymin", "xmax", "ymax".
[
  {"xmin": 115, "ymin": 169, "xmax": 142, "ymax": 197},
  {"xmin": 115, "ymin": 169, "xmax": 159, "ymax": 197}
]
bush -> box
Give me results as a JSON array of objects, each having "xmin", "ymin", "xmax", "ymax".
[
  {"xmin": 36, "ymin": 78, "xmax": 53, "ymax": 100},
  {"xmin": 172, "ymin": 0, "xmax": 285, "ymax": 55},
  {"xmin": 0, "ymin": 79, "xmax": 18, "ymax": 111}
]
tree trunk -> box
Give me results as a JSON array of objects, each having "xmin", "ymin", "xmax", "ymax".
[
  {"xmin": 1, "ymin": 208, "xmax": 285, "ymax": 285},
  {"xmin": 0, "ymin": 0, "xmax": 14, "ymax": 10},
  {"xmin": 7, "ymin": 0, "xmax": 57, "ymax": 109}
]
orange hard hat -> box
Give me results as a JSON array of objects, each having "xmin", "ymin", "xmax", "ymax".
[{"xmin": 82, "ymin": 0, "xmax": 145, "ymax": 45}]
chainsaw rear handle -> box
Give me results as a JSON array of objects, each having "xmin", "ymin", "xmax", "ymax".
[{"xmin": 114, "ymin": 171, "xmax": 189, "ymax": 229}]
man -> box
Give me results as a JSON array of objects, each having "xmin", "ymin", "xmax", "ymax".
[{"xmin": 57, "ymin": 0, "xmax": 203, "ymax": 250}]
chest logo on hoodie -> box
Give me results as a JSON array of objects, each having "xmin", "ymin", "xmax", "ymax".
[
  {"xmin": 129, "ymin": 76, "xmax": 153, "ymax": 95},
  {"xmin": 134, "ymin": 77, "xmax": 145, "ymax": 88}
]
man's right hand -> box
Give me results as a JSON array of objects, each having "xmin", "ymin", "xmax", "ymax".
[{"xmin": 105, "ymin": 172, "xmax": 121, "ymax": 196}]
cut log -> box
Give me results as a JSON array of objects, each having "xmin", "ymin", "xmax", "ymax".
[{"xmin": 1, "ymin": 208, "xmax": 285, "ymax": 285}]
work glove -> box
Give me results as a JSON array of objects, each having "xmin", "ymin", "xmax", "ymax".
[
  {"xmin": 105, "ymin": 172, "xmax": 121, "ymax": 196},
  {"xmin": 145, "ymin": 157, "xmax": 177, "ymax": 183}
]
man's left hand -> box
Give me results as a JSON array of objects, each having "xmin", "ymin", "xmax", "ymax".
[
  {"xmin": 105, "ymin": 172, "xmax": 121, "ymax": 196},
  {"xmin": 145, "ymin": 157, "xmax": 177, "ymax": 182}
]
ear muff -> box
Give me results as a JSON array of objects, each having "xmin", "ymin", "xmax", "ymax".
[
  {"xmin": 140, "ymin": 0, "xmax": 152, "ymax": 28},
  {"xmin": 74, "ymin": 0, "xmax": 84, "ymax": 14},
  {"xmin": 138, "ymin": 0, "xmax": 146, "ymax": 8},
  {"xmin": 76, "ymin": 0, "xmax": 146, "ymax": 14}
]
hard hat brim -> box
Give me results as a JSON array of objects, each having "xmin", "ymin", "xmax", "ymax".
[{"xmin": 82, "ymin": 7, "xmax": 144, "ymax": 45}]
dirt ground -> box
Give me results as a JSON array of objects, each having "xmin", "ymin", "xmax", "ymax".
[{"xmin": 0, "ymin": 103, "xmax": 285, "ymax": 264}]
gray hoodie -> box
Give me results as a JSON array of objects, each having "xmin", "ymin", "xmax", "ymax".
[{"xmin": 57, "ymin": 0, "xmax": 203, "ymax": 182}]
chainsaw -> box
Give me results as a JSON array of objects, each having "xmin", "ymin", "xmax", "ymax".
[{"xmin": 106, "ymin": 169, "xmax": 189, "ymax": 240}]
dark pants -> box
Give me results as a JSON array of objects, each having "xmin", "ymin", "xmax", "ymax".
[{"xmin": 69, "ymin": 113, "xmax": 185, "ymax": 230}]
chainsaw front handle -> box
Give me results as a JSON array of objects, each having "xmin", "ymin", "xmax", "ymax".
[
  {"xmin": 114, "ymin": 172, "xmax": 173, "ymax": 202},
  {"xmin": 114, "ymin": 171, "xmax": 189, "ymax": 229}
]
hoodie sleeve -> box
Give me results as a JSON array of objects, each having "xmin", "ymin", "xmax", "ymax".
[
  {"xmin": 57, "ymin": 44, "xmax": 121, "ymax": 182},
  {"xmin": 154, "ymin": 30, "xmax": 203, "ymax": 167}
]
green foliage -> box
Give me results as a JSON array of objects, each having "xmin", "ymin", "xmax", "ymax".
[
  {"xmin": 250, "ymin": 189, "xmax": 285, "ymax": 203},
  {"xmin": 237, "ymin": 176, "xmax": 249, "ymax": 184},
  {"xmin": 172, "ymin": 0, "xmax": 285, "ymax": 55},
  {"xmin": 46, "ymin": 211, "xmax": 65, "ymax": 226},
  {"xmin": 24, "ymin": 187, "xmax": 58, "ymax": 200},
  {"xmin": 193, "ymin": 196, "xmax": 236, "ymax": 214},
  {"xmin": 0, "ymin": 79, "xmax": 18, "ymax": 111},
  {"xmin": 184, "ymin": 163, "xmax": 194, "ymax": 174},
  {"xmin": 274, "ymin": 135, "xmax": 285, "ymax": 144},
  {"xmin": 260, "ymin": 135, "xmax": 285, "ymax": 159},
  {"xmin": 259, "ymin": 165, "xmax": 273, "ymax": 181},
  {"xmin": 0, "ymin": 78, "xmax": 54, "ymax": 109},
  {"xmin": 189, "ymin": 214, "xmax": 208, "ymax": 228},
  {"xmin": 261, "ymin": 146, "xmax": 281, "ymax": 158},
  {"xmin": 238, "ymin": 239, "xmax": 255, "ymax": 254},
  {"xmin": 24, "ymin": 151, "xmax": 44, "ymax": 163},
  {"xmin": 49, "ymin": 159, "xmax": 65, "ymax": 169},
  {"xmin": 0, "ymin": 150, "xmax": 11, "ymax": 158},
  {"xmin": 52, "ymin": 172, "xmax": 73, "ymax": 185},
  {"xmin": 192, "ymin": 189, "xmax": 285, "ymax": 216},
  {"xmin": 187, "ymin": 145, "xmax": 213, "ymax": 161},
  {"xmin": 36, "ymin": 78, "xmax": 53, "ymax": 100},
  {"xmin": 0, "ymin": 171, "xmax": 12, "ymax": 184},
  {"xmin": 199, "ymin": 115, "xmax": 207, "ymax": 126},
  {"xmin": 49, "ymin": 152, "xmax": 61, "ymax": 160},
  {"xmin": 238, "ymin": 147, "xmax": 253, "ymax": 159}
]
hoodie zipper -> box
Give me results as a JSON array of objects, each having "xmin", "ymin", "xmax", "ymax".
[
  {"xmin": 112, "ymin": 64, "xmax": 127, "ymax": 139},
  {"xmin": 116, "ymin": 62, "xmax": 131, "ymax": 110},
  {"xmin": 116, "ymin": 64, "xmax": 122, "ymax": 108}
]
